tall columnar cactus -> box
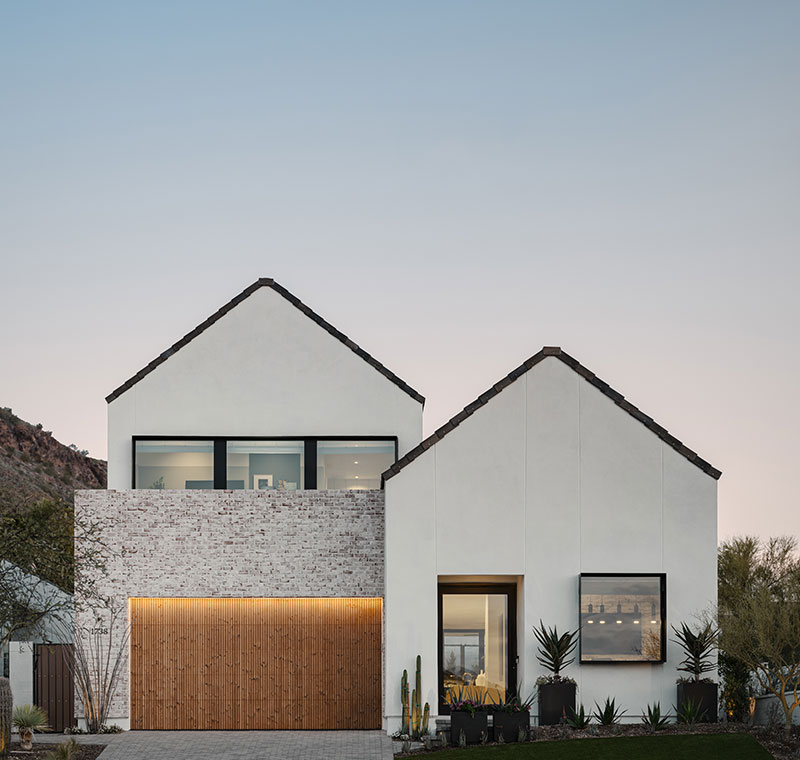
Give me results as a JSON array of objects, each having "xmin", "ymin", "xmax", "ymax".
[
  {"xmin": 415, "ymin": 655, "xmax": 422, "ymax": 716},
  {"xmin": 410, "ymin": 655, "xmax": 431, "ymax": 739},
  {"xmin": 401, "ymin": 656, "xmax": 431, "ymax": 739},
  {"xmin": 0, "ymin": 677, "xmax": 12, "ymax": 759},
  {"xmin": 400, "ymin": 669, "xmax": 410, "ymax": 735}
]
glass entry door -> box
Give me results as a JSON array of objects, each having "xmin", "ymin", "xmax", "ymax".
[{"xmin": 438, "ymin": 584, "xmax": 517, "ymax": 712}]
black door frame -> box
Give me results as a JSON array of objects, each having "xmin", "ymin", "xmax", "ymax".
[{"xmin": 437, "ymin": 582, "xmax": 518, "ymax": 714}]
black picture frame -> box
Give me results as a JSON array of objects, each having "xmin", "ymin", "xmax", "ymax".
[{"xmin": 578, "ymin": 573, "xmax": 667, "ymax": 664}]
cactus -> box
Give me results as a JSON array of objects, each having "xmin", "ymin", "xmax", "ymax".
[
  {"xmin": 413, "ymin": 656, "xmax": 422, "ymax": 738},
  {"xmin": 401, "ymin": 655, "xmax": 430, "ymax": 739},
  {"xmin": 400, "ymin": 669, "xmax": 409, "ymax": 735},
  {"xmin": 0, "ymin": 677, "xmax": 12, "ymax": 759}
]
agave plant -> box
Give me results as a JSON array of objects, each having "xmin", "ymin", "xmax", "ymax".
[
  {"xmin": 671, "ymin": 622, "xmax": 717, "ymax": 682},
  {"xmin": 565, "ymin": 703, "xmax": 590, "ymax": 729},
  {"xmin": 674, "ymin": 697, "xmax": 707, "ymax": 725},
  {"xmin": 532, "ymin": 620, "xmax": 578, "ymax": 681},
  {"xmin": 641, "ymin": 702, "xmax": 669, "ymax": 732},
  {"xmin": 445, "ymin": 685, "xmax": 486, "ymax": 715},
  {"xmin": 593, "ymin": 696, "xmax": 627, "ymax": 726},
  {"xmin": 489, "ymin": 685, "xmax": 535, "ymax": 714}
]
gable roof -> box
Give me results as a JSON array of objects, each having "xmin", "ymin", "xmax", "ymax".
[
  {"xmin": 106, "ymin": 278, "xmax": 425, "ymax": 405},
  {"xmin": 383, "ymin": 346, "xmax": 721, "ymax": 481}
]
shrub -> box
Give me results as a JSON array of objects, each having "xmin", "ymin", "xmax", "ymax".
[
  {"xmin": 43, "ymin": 738, "xmax": 79, "ymax": 760},
  {"xmin": 566, "ymin": 703, "xmax": 590, "ymax": 729},
  {"xmin": 641, "ymin": 702, "xmax": 669, "ymax": 732},
  {"xmin": 593, "ymin": 696, "xmax": 627, "ymax": 726}
]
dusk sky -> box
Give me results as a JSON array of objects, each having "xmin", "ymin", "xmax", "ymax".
[{"xmin": 1, "ymin": 1, "xmax": 798, "ymax": 543}]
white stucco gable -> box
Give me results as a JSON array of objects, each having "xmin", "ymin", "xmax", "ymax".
[
  {"xmin": 383, "ymin": 347, "xmax": 720, "ymax": 731},
  {"xmin": 384, "ymin": 346, "xmax": 720, "ymax": 486},
  {"xmin": 107, "ymin": 280, "xmax": 423, "ymax": 488}
]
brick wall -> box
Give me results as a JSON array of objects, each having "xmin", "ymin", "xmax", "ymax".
[{"xmin": 74, "ymin": 488, "xmax": 385, "ymax": 723}]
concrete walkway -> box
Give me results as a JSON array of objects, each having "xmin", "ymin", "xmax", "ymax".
[{"xmin": 36, "ymin": 730, "xmax": 394, "ymax": 760}]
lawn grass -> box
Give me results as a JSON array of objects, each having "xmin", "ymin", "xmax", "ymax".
[{"xmin": 436, "ymin": 733, "xmax": 773, "ymax": 759}]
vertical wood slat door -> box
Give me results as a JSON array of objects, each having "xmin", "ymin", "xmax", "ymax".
[
  {"xmin": 130, "ymin": 597, "xmax": 382, "ymax": 730},
  {"xmin": 34, "ymin": 644, "xmax": 75, "ymax": 732}
]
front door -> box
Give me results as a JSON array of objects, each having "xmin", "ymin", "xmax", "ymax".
[{"xmin": 438, "ymin": 583, "xmax": 517, "ymax": 713}]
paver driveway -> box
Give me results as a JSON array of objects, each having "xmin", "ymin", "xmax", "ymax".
[{"xmin": 36, "ymin": 730, "xmax": 394, "ymax": 760}]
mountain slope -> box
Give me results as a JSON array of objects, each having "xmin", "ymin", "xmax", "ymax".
[{"xmin": 0, "ymin": 406, "xmax": 106, "ymax": 512}]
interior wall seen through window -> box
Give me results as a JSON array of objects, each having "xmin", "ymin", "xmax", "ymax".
[
  {"xmin": 316, "ymin": 440, "xmax": 394, "ymax": 490},
  {"xmin": 441, "ymin": 593, "xmax": 508, "ymax": 705},
  {"xmin": 226, "ymin": 440, "xmax": 305, "ymax": 490},
  {"xmin": 134, "ymin": 440, "xmax": 214, "ymax": 490}
]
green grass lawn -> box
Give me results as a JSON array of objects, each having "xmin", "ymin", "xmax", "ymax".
[{"xmin": 436, "ymin": 733, "xmax": 773, "ymax": 759}]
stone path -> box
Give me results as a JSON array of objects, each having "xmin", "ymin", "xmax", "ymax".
[{"xmin": 35, "ymin": 730, "xmax": 394, "ymax": 760}]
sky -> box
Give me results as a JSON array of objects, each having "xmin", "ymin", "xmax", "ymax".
[{"xmin": 1, "ymin": 1, "xmax": 798, "ymax": 543}]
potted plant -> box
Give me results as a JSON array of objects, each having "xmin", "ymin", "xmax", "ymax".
[
  {"xmin": 490, "ymin": 687, "xmax": 533, "ymax": 742},
  {"xmin": 12, "ymin": 704, "xmax": 49, "ymax": 750},
  {"xmin": 447, "ymin": 687, "xmax": 488, "ymax": 745},
  {"xmin": 672, "ymin": 621, "xmax": 718, "ymax": 722},
  {"xmin": 533, "ymin": 620, "xmax": 578, "ymax": 725}
]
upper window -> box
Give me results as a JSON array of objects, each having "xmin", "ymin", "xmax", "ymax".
[
  {"xmin": 133, "ymin": 437, "xmax": 396, "ymax": 491},
  {"xmin": 134, "ymin": 440, "xmax": 214, "ymax": 490},
  {"xmin": 316, "ymin": 440, "xmax": 395, "ymax": 490},
  {"xmin": 226, "ymin": 440, "xmax": 305, "ymax": 490},
  {"xmin": 579, "ymin": 574, "xmax": 666, "ymax": 663}
]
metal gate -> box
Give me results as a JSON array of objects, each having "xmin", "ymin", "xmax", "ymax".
[{"xmin": 34, "ymin": 644, "xmax": 75, "ymax": 732}]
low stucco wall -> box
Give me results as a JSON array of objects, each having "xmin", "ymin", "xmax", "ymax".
[{"xmin": 75, "ymin": 488, "xmax": 385, "ymax": 725}]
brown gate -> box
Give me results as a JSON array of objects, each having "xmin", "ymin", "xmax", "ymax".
[
  {"xmin": 34, "ymin": 644, "xmax": 75, "ymax": 732},
  {"xmin": 130, "ymin": 597, "xmax": 382, "ymax": 730}
]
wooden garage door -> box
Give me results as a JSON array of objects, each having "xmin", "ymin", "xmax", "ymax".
[{"xmin": 130, "ymin": 597, "xmax": 382, "ymax": 730}]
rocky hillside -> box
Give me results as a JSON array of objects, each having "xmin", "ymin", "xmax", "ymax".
[{"xmin": 0, "ymin": 406, "xmax": 106, "ymax": 512}]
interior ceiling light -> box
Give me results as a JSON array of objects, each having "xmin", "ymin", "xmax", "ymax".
[{"xmin": 354, "ymin": 461, "xmax": 359, "ymax": 464}]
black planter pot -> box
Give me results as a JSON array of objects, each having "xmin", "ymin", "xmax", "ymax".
[
  {"xmin": 492, "ymin": 710, "xmax": 530, "ymax": 742},
  {"xmin": 450, "ymin": 710, "xmax": 488, "ymax": 745},
  {"xmin": 677, "ymin": 681, "xmax": 718, "ymax": 723},
  {"xmin": 538, "ymin": 681, "xmax": 576, "ymax": 726}
]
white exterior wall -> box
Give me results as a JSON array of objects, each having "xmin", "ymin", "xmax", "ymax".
[
  {"xmin": 9, "ymin": 642, "xmax": 34, "ymax": 711},
  {"xmin": 384, "ymin": 357, "xmax": 717, "ymax": 730},
  {"xmin": 107, "ymin": 286, "xmax": 422, "ymax": 489}
]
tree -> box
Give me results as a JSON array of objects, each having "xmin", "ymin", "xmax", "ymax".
[
  {"xmin": 0, "ymin": 497, "xmax": 111, "ymax": 650},
  {"xmin": 0, "ymin": 499, "xmax": 74, "ymax": 591},
  {"xmin": 0, "ymin": 560, "xmax": 71, "ymax": 652},
  {"xmin": 716, "ymin": 536, "xmax": 800, "ymax": 735}
]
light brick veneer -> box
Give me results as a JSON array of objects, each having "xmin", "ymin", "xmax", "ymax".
[{"xmin": 74, "ymin": 488, "xmax": 385, "ymax": 722}]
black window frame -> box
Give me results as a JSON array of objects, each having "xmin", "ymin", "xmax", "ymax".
[
  {"xmin": 437, "ymin": 582, "xmax": 518, "ymax": 715},
  {"xmin": 578, "ymin": 572, "xmax": 667, "ymax": 664},
  {"xmin": 132, "ymin": 435, "xmax": 398, "ymax": 490}
]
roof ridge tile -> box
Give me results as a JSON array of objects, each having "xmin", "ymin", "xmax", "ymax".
[
  {"xmin": 106, "ymin": 279, "xmax": 425, "ymax": 405},
  {"xmin": 384, "ymin": 348, "xmax": 721, "ymax": 482}
]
